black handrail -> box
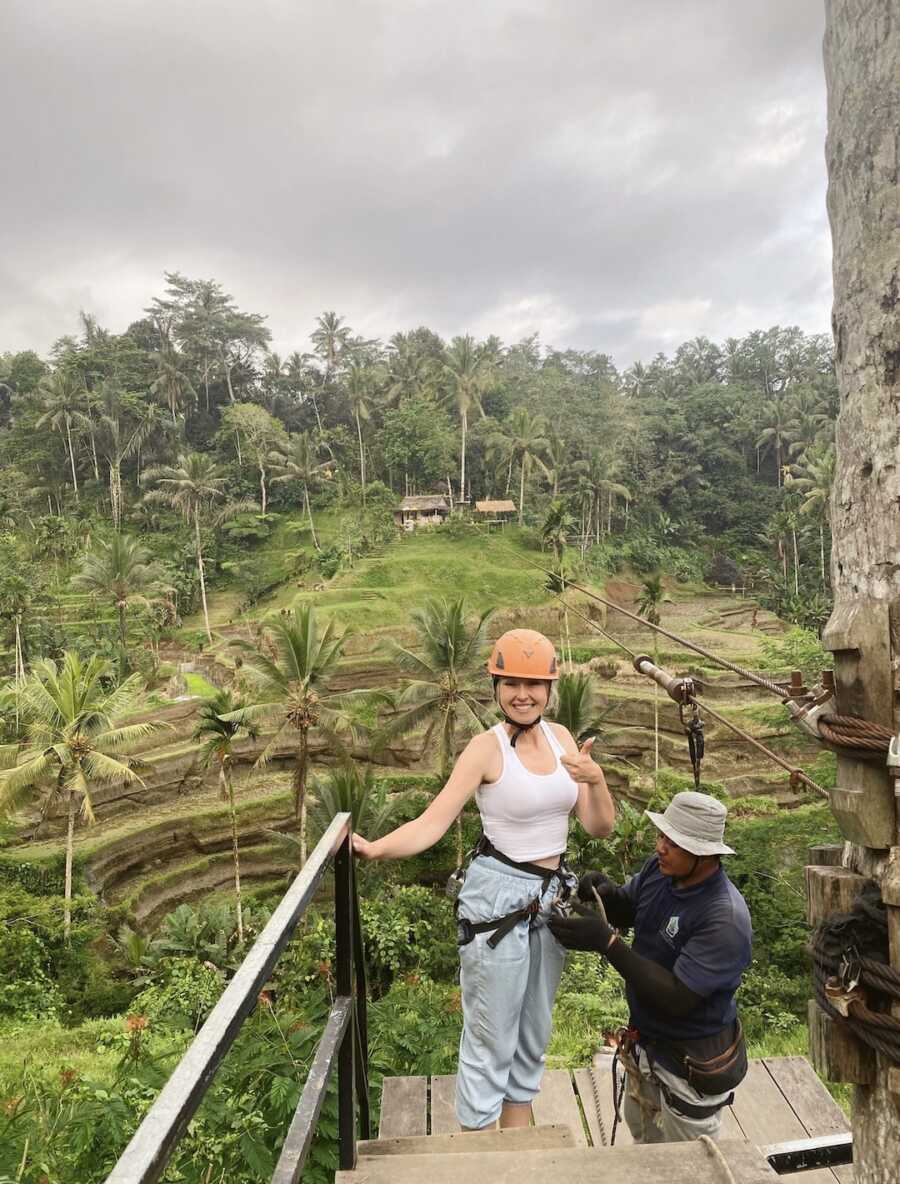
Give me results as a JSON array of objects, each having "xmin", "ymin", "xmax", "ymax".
[{"xmin": 104, "ymin": 812, "xmax": 369, "ymax": 1184}]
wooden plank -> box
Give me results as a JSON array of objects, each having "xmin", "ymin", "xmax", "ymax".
[
  {"xmin": 730, "ymin": 1060, "xmax": 839, "ymax": 1184},
  {"xmin": 378, "ymin": 1076, "xmax": 427, "ymax": 1138},
  {"xmin": 763, "ymin": 1056, "xmax": 853, "ymax": 1184},
  {"xmin": 530, "ymin": 1069, "xmax": 588, "ymax": 1145},
  {"xmin": 358, "ymin": 1125, "xmax": 575, "ymax": 1157},
  {"xmin": 806, "ymin": 867, "xmax": 870, "ymax": 926},
  {"xmin": 429, "ymin": 1074, "xmax": 458, "ymax": 1134},
  {"xmin": 337, "ymin": 1139, "xmax": 779, "ymax": 1184},
  {"xmin": 809, "ymin": 999, "xmax": 877, "ymax": 1085}
]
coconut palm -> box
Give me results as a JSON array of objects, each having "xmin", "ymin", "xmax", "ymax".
[
  {"xmin": 142, "ymin": 452, "xmax": 258, "ymax": 642},
  {"xmin": 441, "ymin": 336, "xmax": 494, "ymax": 504},
  {"xmin": 72, "ymin": 533, "xmax": 172, "ymax": 655},
  {"xmin": 194, "ymin": 690, "xmax": 259, "ymax": 942},
  {"xmin": 541, "ymin": 499, "xmax": 576, "ymax": 565},
  {"xmin": 36, "ymin": 369, "xmax": 87, "ymax": 501},
  {"xmin": 270, "ymin": 432, "xmax": 334, "ymax": 550},
  {"xmin": 228, "ymin": 603, "xmax": 351, "ymax": 862},
  {"xmin": 346, "ymin": 362, "xmax": 373, "ymax": 506},
  {"xmin": 791, "ymin": 442, "xmax": 835, "ymax": 585},
  {"xmin": 549, "ymin": 672, "xmax": 610, "ymax": 746},
  {"xmin": 0, "ymin": 653, "xmax": 161, "ymax": 940},
  {"xmin": 150, "ymin": 345, "xmax": 196, "ymax": 426},
  {"xmin": 378, "ymin": 598, "xmax": 494, "ymax": 861},
  {"xmin": 507, "ymin": 408, "xmax": 550, "ymax": 526},
  {"xmin": 756, "ymin": 396, "xmax": 791, "ymax": 487}
]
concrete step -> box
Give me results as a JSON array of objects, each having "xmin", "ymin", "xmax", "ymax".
[
  {"xmin": 358, "ymin": 1124, "xmax": 575, "ymax": 1158},
  {"xmin": 337, "ymin": 1140, "xmax": 776, "ymax": 1183}
]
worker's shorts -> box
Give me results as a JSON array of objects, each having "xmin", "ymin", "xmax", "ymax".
[
  {"xmin": 454, "ymin": 854, "xmax": 575, "ymax": 1129},
  {"xmin": 624, "ymin": 1044, "xmax": 734, "ymax": 1143}
]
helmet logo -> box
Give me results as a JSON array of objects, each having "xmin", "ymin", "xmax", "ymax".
[
  {"xmin": 549, "ymin": 656, "xmax": 557, "ymax": 674},
  {"xmin": 522, "ymin": 644, "xmax": 535, "ymax": 658},
  {"xmin": 494, "ymin": 651, "xmax": 505, "ymax": 669}
]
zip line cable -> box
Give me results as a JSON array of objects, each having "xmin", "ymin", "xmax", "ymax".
[
  {"xmin": 500, "ymin": 542, "xmax": 789, "ymax": 698},
  {"xmin": 558, "ymin": 593, "xmax": 829, "ymax": 798}
]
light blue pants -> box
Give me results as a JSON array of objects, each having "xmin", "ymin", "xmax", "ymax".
[{"xmin": 454, "ymin": 855, "xmax": 573, "ymax": 1129}]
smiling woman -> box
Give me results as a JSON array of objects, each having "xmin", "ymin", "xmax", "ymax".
[{"xmin": 352, "ymin": 626, "xmax": 615, "ymax": 1132}]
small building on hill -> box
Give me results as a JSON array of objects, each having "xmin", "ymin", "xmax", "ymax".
[
  {"xmin": 474, "ymin": 498, "xmax": 517, "ymax": 528},
  {"xmin": 394, "ymin": 494, "xmax": 451, "ymax": 531}
]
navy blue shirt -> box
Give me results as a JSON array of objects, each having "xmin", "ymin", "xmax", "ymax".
[{"xmin": 622, "ymin": 856, "xmax": 752, "ymax": 1043}]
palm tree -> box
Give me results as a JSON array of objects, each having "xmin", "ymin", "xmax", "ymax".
[
  {"xmin": 36, "ymin": 369, "xmax": 86, "ymax": 501},
  {"xmin": 756, "ymin": 396, "xmax": 791, "ymax": 487},
  {"xmin": 311, "ymin": 311, "xmax": 354, "ymax": 433},
  {"xmin": 0, "ymin": 654, "xmax": 161, "ymax": 940},
  {"xmin": 142, "ymin": 453, "xmax": 258, "ymax": 643},
  {"xmin": 270, "ymin": 432, "xmax": 334, "ymax": 550},
  {"xmin": 228, "ymin": 603, "xmax": 350, "ymax": 862},
  {"xmin": 378, "ymin": 598, "xmax": 494, "ymax": 861},
  {"xmin": 88, "ymin": 382, "xmax": 156, "ymax": 530},
  {"xmin": 506, "ymin": 408, "xmax": 550, "ymax": 526},
  {"xmin": 441, "ymin": 336, "xmax": 494, "ymax": 504},
  {"xmin": 541, "ymin": 499, "xmax": 576, "ymax": 565},
  {"xmin": 544, "ymin": 430, "xmax": 568, "ymax": 498},
  {"xmin": 150, "ymin": 345, "xmax": 196, "ymax": 426},
  {"xmin": 549, "ymin": 672, "xmax": 610, "ymax": 746},
  {"xmin": 636, "ymin": 575, "xmax": 665, "ymax": 776},
  {"xmin": 194, "ymin": 690, "xmax": 258, "ymax": 942},
  {"xmin": 792, "ymin": 443, "xmax": 835, "ymax": 584},
  {"xmin": 72, "ymin": 533, "xmax": 172, "ymax": 655},
  {"xmin": 346, "ymin": 363, "xmax": 372, "ymax": 506}
]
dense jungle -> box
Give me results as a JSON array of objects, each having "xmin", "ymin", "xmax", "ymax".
[{"xmin": 0, "ymin": 275, "xmax": 844, "ymax": 1182}]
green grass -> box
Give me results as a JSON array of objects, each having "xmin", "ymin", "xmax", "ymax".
[{"xmin": 182, "ymin": 672, "xmax": 218, "ymax": 698}]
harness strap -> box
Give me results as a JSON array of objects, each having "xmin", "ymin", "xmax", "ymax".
[
  {"xmin": 656, "ymin": 1080, "xmax": 735, "ymax": 1120},
  {"xmin": 456, "ymin": 836, "xmax": 572, "ymax": 948}
]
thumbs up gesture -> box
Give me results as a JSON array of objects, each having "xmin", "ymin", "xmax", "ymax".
[{"xmin": 559, "ymin": 737, "xmax": 602, "ymax": 785}]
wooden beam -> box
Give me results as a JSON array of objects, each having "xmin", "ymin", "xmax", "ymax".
[
  {"xmin": 809, "ymin": 999, "xmax": 877, "ymax": 1086},
  {"xmin": 806, "ymin": 865, "xmax": 871, "ymax": 926},
  {"xmin": 808, "ymin": 844, "xmax": 844, "ymax": 867}
]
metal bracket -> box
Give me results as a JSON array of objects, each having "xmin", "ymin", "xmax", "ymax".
[{"xmin": 763, "ymin": 1133, "xmax": 853, "ymax": 1174}]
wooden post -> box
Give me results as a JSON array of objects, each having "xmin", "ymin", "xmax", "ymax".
[{"xmin": 822, "ymin": 2, "xmax": 900, "ymax": 1176}]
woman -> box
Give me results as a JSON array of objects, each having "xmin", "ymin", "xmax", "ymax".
[{"xmin": 353, "ymin": 628, "xmax": 615, "ymax": 1131}]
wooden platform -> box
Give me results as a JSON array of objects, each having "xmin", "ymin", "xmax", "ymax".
[{"xmin": 365, "ymin": 1055, "xmax": 852, "ymax": 1182}]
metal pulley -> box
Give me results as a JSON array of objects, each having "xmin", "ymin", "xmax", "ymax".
[{"xmin": 632, "ymin": 655, "xmax": 695, "ymax": 704}]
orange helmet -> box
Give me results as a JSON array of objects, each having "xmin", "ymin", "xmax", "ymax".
[{"xmin": 487, "ymin": 629, "xmax": 559, "ymax": 680}]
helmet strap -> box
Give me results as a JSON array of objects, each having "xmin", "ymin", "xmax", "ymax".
[{"xmin": 502, "ymin": 714, "xmax": 541, "ymax": 748}]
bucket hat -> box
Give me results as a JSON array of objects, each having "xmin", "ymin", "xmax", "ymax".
[{"xmin": 645, "ymin": 791, "xmax": 735, "ymax": 856}]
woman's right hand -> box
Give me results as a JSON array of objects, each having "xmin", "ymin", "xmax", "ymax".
[{"xmin": 352, "ymin": 833, "xmax": 381, "ymax": 860}]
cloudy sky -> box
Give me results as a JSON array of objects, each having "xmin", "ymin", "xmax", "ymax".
[{"xmin": 2, "ymin": 1, "xmax": 831, "ymax": 368}]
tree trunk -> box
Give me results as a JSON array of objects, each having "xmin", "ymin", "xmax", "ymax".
[
  {"xmin": 90, "ymin": 426, "xmax": 100, "ymax": 481},
  {"xmin": 356, "ymin": 409, "xmax": 366, "ymax": 507},
  {"xmin": 194, "ymin": 512, "xmax": 212, "ymax": 642},
  {"xmin": 65, "ymin": 415, "xmax": 79, "ymax": 499},
  {"xmin": 64, "ymin": 789, "xmax": 75, "ymax": 944},
  {"xmin": 235, "ymin": 433, "xmax": 242, "ymax": 467},
  {"xmin": 304, "ymin": 483, "xmax": 320, "ymax": 550},
  {"xmin": 223, "ymin": 760, "xmax": 243, "ymax": 943},
  {"xmin": 460, "ymin": 408, "xmax": 468, "ymax": 504},
  {"xmin": 821, "ymin": 5, "xmax": 900, "ymax": 1177},
  {"xmin": 820, "ymin": 521, "xmax": 827, "ymax": 585},
  {"xmin": 518, "ymin": 456, "xmax": 526, "ymax": 526},
  {"xmin": 294, "ymin": 727, "xmax": 309, "ymax": 862},
  {"xmin": 791, "ymin": 524, "xmax": 800, "ymax": 595},
  {"xmin": 117, "ymin": 600, "xmax": 128, "ymax": 651},
  {"xmin": 260, "ymin": 463, "xmax": 267, "ymax": 516}
]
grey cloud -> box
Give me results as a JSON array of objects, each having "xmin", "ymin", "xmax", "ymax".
[{"xmin": 1, "ymin": 0, "xmax": 830, "ymax": 366}]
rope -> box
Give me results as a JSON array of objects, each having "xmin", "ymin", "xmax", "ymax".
[
  {"xmin": 588, "ymin": 1057, "xmax": 609, "ymax": 1146},
  {"xmin": 817, "ymin": 713, "xmax": 893, "ymax": 754},
  {"xmin": 698, "ymin": 1135, "xmax": 739, "ymax": 1184}
]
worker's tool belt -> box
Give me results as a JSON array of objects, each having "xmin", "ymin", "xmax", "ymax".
[
  {"xmin": 649, "ymin": 1018, "xmax": 747, "ymax": 1098},
  {"xmin": 455, "ymin": 835, "xmax": 572, "ymax": 949}
]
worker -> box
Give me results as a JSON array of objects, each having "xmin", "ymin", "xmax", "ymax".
[
  {"xmin": 548, "ymin": 791, "xmax": 751, "ymax": 1143},
  {"xmin": 353, "ymin": 628, "xmax": 616, "ymax": 1132}
]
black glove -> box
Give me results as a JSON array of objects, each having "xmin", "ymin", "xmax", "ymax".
[
  {"xmin": 577, "ymin": 870, "xmax": 619, "ymax": 903},
  {"xmin": 547, "ymin": 902, "xmax": 616, "ymax": 953}
]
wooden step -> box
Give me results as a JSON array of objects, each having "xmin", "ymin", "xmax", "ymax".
[
  {"xmin": 359, "ymin": 1124, "xmax": 575, "ymax": 1157},
  {"xmin": 337, "ymin": 1139, "xmax": 777, "ymax": 1183}
]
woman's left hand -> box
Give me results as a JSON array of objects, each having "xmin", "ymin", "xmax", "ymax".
[{"xmin": 560, "ymin": 737, "xmax": 603, "ymax": 785}]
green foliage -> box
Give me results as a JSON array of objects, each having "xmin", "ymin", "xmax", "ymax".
[
  {"xmin": 368, "ymin": 978, "xmax": 463, "ymax": 1078},
  {"xmin": 130, "ymin": 956, "xmax": 226, "ymax": 1031},
  {"xmin": 759, "ymin": 626, "xmax": 830, "ymax": 675}
]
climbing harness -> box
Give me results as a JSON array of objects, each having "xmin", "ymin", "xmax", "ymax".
[{"xmin": 453, "ymin": 834, "xmax": 574, "ymax": 949}]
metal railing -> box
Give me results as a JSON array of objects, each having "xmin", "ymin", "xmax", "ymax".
[{"xmin": 105, "ymin": 813, "xmax": 369, "ymax": 1183}]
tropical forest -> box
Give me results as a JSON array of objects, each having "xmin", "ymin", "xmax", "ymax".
[{"xmin": 0, "ymin": 275, "xmax": 844, "ymax": 1181}]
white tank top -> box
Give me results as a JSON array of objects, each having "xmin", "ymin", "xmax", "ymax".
[{"xmin": 475, "ymin": 721, "xmax": 579, "ymax": 862}]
